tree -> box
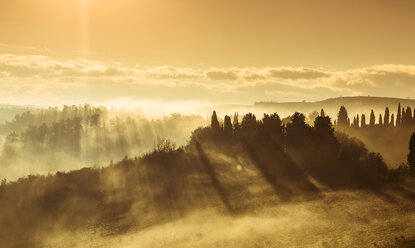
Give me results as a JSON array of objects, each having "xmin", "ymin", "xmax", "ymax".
[
  {"xmin": 286, "ymin": 112, "xmax": 309, "ymax": 147},
  {"xmin": 403, "ymin": 107, "xmax": 412, "ymax": 126},
  {"xmin": 233, "ymin": 112, "xmax": 240, "ymax": 132},
  {"xmin": 320, "ymin": 109, "xmax": 325, "ymax": 117},
  {"xmin": 356, "ymin": 115, "xmax": 359, "ymax": 128},
  {"xmin": 314, "ymin": 116, "xmax": 334, "ymax": 137},
  {"xmin": 384, "ymin": 107, "xmax": 390, "ymax": 126},
  {"xmin": 361, "ymin": 114, "xmax": 366, "ymax": 128},
  {"xmin": 397, "ymin": 103, "xmax": 401, "ymax": 126},
  {"xmin": 241, "ymin": 113, "xmax": 257, "ymax": 135},
  {"xmin": 390, "ymin": 114, "xmax": 395, "ymax": 127},
  {"xmin": 378, "ymin": 113, "xmax": 383, "ymax": 126},
  {"xmin": 337, "ymin": 106, "xmax": 349, "ymax": 128},
  {"xmin": 352, "ymin": 117, "xmax": 357, "ymax": 127},
  {"xmin": 407, "ymin": 133, "xmax": 415, "ymax": 176},
  {"xmin": 369, "ymin": 110, "xmax": 376, "ymax": 126},
  {"xmin": 262, "ymin": 113, "xmax": 283, "ymax": 141},
  {"xmin": 407, "ymin": 107, "xmax": 413, "ymax": 126},
  {"xmin": 211, "ymin": 111, "xmax": 220, "ymax": 131},
  {"xmin": 223, "ymin": 115, "xmax": 232, "ymax": 136}
]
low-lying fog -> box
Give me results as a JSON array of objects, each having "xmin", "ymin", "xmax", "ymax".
[{"xmin": 40, "ymin": 191, "xmax": 415, "ymax": 248}]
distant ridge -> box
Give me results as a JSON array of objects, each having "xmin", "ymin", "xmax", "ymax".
[
  {"xmin": 255, "ymin": 96, "xmax": 415, "ymax": 106},
  {"xmin": 206, "ymin": 96, "xmax": 415, "ymax": 118}
]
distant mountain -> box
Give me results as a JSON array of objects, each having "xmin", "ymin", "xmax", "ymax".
[{"xmin": 203, "ymin": 96, "xmax": 415, "ymax": 119}]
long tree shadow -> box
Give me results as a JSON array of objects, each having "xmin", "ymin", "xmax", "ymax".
[
  {"xmin": 195, "ymin": 142, "xmax": 235, "ymax": 215},
  {"xmin": 241, "ymin": 137, "xmax": 320, "ymax": 201}
]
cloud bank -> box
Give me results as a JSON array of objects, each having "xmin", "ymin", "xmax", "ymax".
[{"xmin": 0, "ymin": 54, "xmax": 415, "ymax": 107}]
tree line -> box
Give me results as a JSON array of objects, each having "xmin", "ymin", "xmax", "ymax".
[{"xmin": 335, "ymin": 103, "xmax": 415, "ymax": 128}]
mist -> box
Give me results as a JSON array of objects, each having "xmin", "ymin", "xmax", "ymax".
[{"xmin": 1, "ymin": 105, "xmax": 415, "ymax": 247}]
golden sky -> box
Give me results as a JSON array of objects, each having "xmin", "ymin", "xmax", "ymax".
[{"xmin": 1, "ymin": 0, "xmax": 415, "ymax": 107}]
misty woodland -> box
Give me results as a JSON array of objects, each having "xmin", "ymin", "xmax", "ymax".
[
  {"xmin": 0, "ymin": 101, "xmax": 415, "ymax": 247},
  {"xmin": 2, "ymin": 0, "xmax": 415, "ymax": 247}
]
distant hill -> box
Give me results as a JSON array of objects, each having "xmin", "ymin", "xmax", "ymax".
[
  {"xmin": 0, "ymin": 104, "xmax": 38, "ymax": 124},
  {"xmin": 202, "ymin": 96, "xmax": 415, "ymax": 119}
]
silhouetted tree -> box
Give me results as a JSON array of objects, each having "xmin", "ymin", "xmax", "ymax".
[
  {"xmin": 211, "ymin": 111, "xmax": 220, "ymax": 131},
  {"xmin": 233, "ymin": 112, "xmax": 240, "ymax": 133},
  {"xmin": 262, "ymin": 113, "xmax": 283, "ymax": 140},
  {"xmin": 369, "ymin": 110, "xmax": 376, "ymax": 126},
  {"xmin": 314, "ymin": 115, "xmax": 334, "ymax": 137},
  {"xmin": 337, "ymin": 106, "xmax": 349, "ymax": 128},
  {"xmin": 397, "ymin": 103, "xmax": 401, "ymax": 126},
  {"xmin": 320, "ymin": 109, "xmax": 325, "ymax": 117},
  {"xmin": 407, "ymin": 133, "xmax": 415, "ymax": 176},
  {"xmin": 286, "ymin": 112, "xmax": 309, "ymax": 147},
  {"xmin": 241, "ymin": 113, "xmax": 257, "ymax": 136},
  {"xmin": 223, "ymin": 115, "xmax": 232, "ymax": 136},
  {"xmin": 378, "ymin": 114, "xmax": 383, "ymax": 126},
  {"xmin": 390, "ymin": 114, "xmax": 395, "ymax": 127},
  {"xmin": 361, "ymin": 114, "xmax": 366, "ymax": 128},
  {"xmin": 384, "ymin": 107, "xmax": 390, "ymax": 126},
  {"xmin": 402, "ymin": 107, "xmax": 411, "ymax": 126},
  {"xmin": 356, "ymin": 115, "xmax": 359, "ymax": 128}
]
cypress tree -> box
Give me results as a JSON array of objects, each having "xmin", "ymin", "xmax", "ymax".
[
  {"xmin": 211, "ymin": 111, "xmax": 220, "ymax": 131},
  {"xmin": 337, "ymin": 106, "xmax": 349, "ymax": 128},
  {"xmin": 233, "ymin": 112, "xmax": 240, "ymax": 132},
  {"xmin": 356, "ymin": 115, "xmax": 360, "ymax": 128},
  {"xmin": 384, "ymin": 107, "xmax": 390, "ymax": 126},
  {"xmin": 320, "ymin": 108, "xmax": 325, "ymax": 117},
  {"xmin": 223, "ymin": 115, "xmax": 232, "ymax": 136},
  {"xmin": 397, "ymin": 103, "xmax": 401, "ymax": 126},
  {"xmin": 378, "ymin": 113, "xmax": 383, "ymax": 126},
  {"xmin": 403, "ymin": 107, "xmax": 412, "ymax": 126},
  {"xmin": 361, "ymin": 114, "xmax": 366, "ymax": 128},
  {"xmin": 390, "ymin": 114, "xmax": 395, "ymax": 127},
  {"xmin": 369, "ymin": 110, "xmax": 376, "ymax": 126}
]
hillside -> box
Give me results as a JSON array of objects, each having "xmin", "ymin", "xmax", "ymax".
[{"xmin": 1, "ymin": 111, "xmax": 415, "ymax": 247}]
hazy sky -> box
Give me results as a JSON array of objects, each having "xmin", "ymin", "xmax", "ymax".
[{"xmin": 1, "ymin": 0, "xmax": 415, "ymax": 107}]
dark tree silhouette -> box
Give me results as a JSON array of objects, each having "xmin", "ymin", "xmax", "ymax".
[
  {"xmin": 314, "ymin": 115, "xmax": 334, "ymax": 137},
  {"xmin": 397, "ymin": 103, "xmax": 401, "ymax": 126},
  {"xmin": 361, "ymin": 114, "xmax": 366, "ymax": 128},
  {"xmin": 408, "ymin": 108, "xmax": 412, "ymax": 125},
  {"xmin": 390, "ymin": 114, "xmax": 395, "ymax": 127},
  {"xmin": 286, "ymin": 112, "xmax": 309, "ymax": 148},
  {"xmin": 369, "ymin": 110, "xmax": 376, "ymax": 126},
  {"xmin": 337, "ymin": 106, "xmax": 349, "ymax": 128},
  {"xmin": 223, "ymin": 115, "xmax": 232, "ymax": 136},
  {"xmin": 378, "ymin": 113, "xmax": 383, "ymax": 126},
  {"xmin": 241, "ymin": 113, "xmax": 257, "ymax": 136},
  {"xmin": 408, "ymin": 133, "xmax": 415, "ymax": 176},
  {"xmin": 261, "ymin": 113, "xmax": 283, "ymax": 141},
  {"xmin": 320, "ymin": 108, "xmax": 325, "ymax": 117},
  {"xmin": 404, "ymin": 107, "xmax": 412, "ymax": 126},
  {"xmin": 384, "ymin": 107, "xmax": 390, "ymax": 126},
  {"xmin": 211, "ymin": 111, "xmax": 220, "ymax": 131},
  {"xmin": 233, "ymin": 112, "xmax": 240, "ymax": 133}
]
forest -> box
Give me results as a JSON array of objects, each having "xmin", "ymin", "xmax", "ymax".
[
  {"xmin": 333, "ymin": 103, "xmax": 415, "ymax": 167},
  {"xmin": 0, "ymin": 108, "xmax": 415, "ymax": 247},
  {"xmin": 0, "ymin": 105, "xmax": 208, "ymax": 180}
]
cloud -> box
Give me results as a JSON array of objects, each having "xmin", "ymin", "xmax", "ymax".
[
  {"xmin": 268, "ymin": 67, "xmax": 330, "ymax": 80},
  {"xmin": 145, "ymin": 66, "xmax": 202, "ymax": 80},
  {"xmin": 1, "ymin": 53, "xmax": 415, "ymax": 106},
  {"xmin": 205, "ymin": 69, "xmax": 239, "ymax": 80}
]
